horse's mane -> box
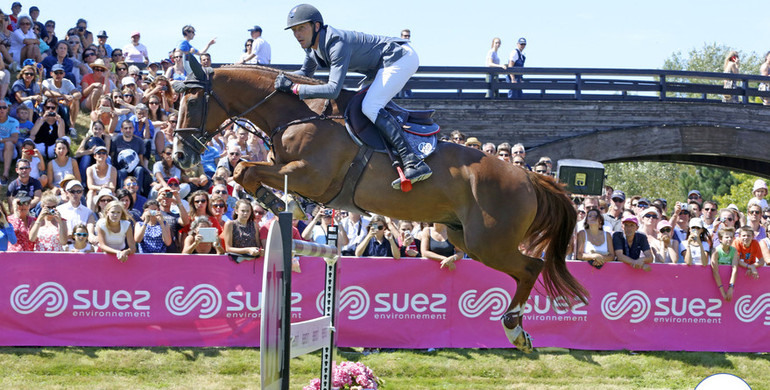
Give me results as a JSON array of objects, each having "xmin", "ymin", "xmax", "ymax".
[{"xmin": 218, "ymin": 64, "xmax": 325, "ymax": 86}]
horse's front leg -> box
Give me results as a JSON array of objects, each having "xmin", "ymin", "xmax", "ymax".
[{"xmin": 233, "ymin": 160, "xmax": 318, "ymax": 214}]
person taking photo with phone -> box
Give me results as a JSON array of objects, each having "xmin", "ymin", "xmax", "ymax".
[{"xmin": 134, "ymin": 199, "xmax": 171, "ymax": 254}]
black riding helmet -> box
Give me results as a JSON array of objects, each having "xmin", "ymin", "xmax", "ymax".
[
  {"xmin": 286, "ymin": 4, "xmax": 324, "ymax": 47},
  {"xmin": 285, "ymin": 4, "xmax": 324, "ymax": 29}
]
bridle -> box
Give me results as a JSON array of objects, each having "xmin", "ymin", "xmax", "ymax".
[{"xmin": 175, "ymin": 72, "xmax": 343, "ymax": 155}]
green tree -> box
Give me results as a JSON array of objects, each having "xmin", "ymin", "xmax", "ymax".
[
  {"xmin": 679, "ymin": 166, "xmax": 738, "ymax": 201},
  {"xmin": 713, "ymin": 172, "xmax": 762, "ymax": 213},
  {"xmin": 605, "ymin": 162, "xmax": 692, "ymax": 202}
]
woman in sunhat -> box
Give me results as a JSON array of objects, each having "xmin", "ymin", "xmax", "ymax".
[{"xmin": 80, "ymin": 58, "xmax": 113, "ymax": 111}]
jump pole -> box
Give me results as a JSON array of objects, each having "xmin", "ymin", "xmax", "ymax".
[{"xmin": 260, "ymin": 212, "xmax": 339, "ymax": 390}]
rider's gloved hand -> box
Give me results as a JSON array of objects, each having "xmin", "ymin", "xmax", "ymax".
[{"xmin": 274, "ymin": 73, "xmax": 295, "ymax": 93}]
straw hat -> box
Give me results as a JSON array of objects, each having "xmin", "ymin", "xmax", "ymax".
[{"xmin": 89, "ymin": 59, "xmax": 109, "ymax": 71}]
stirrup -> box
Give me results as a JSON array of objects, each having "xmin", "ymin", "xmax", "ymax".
[{"xmin": 252, "ymin": 186, "xmax": 286, "ymax": 214}]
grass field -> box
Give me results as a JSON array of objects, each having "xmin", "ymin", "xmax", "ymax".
[{"xmin": 0, "ymin": 347, "xmax": 766, "ymax": 389}]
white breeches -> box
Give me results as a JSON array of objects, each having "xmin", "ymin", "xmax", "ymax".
[{"xmin": 361, "ymin": 43, "xmax": 419, "ymax": 122}]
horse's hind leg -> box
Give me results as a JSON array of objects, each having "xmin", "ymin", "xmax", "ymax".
[{"xmin": 486, "ymin": 251, "xmax": 543, "ymax": 353}]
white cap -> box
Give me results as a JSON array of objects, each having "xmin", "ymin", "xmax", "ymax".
[
  {"xmin": 753, "ymin": 179, "xmax": 767, "ymax": 192},
  {"xmin": 689, "ymin": 217, "xmax": 704, "ymax": 229}
]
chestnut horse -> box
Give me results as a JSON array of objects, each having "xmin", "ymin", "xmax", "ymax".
[{"xmin": 173, "ymin": 60, "xmax": 587, "ymax": 352}]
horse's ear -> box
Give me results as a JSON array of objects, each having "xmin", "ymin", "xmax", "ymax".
[{"xmin": 187, "ymin": 54, "xmax": 207, "ymax": 81}]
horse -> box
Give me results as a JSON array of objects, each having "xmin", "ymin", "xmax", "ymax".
[{"xmin": 173, "ymin": 58, "xmax": 588, "ymax": 353}]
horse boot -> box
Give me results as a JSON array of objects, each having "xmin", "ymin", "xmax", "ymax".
[
  {"xmin": 251, "ymin": 185, "xmax": 286, "ymax": 215},
  {"xmin": 373, "ymin": 108, "xmax": 432, "ymax": 190}
]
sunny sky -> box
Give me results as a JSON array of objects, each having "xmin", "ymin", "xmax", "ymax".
[{"xmin": 20, "ymin": 0, "xmax": 770, "ymax": 70}]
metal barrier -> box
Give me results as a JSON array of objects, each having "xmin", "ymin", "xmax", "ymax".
[{"xmin": 260, "ymin": 212, "xmax": 339, "ymax": 390}]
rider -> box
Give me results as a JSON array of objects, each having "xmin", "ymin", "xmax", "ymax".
[{"xmin": 275, "ymin": 4, "xmax": 432, "ymax": 190}]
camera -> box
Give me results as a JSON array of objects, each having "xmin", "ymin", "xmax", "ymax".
[
  {"xmin": 161, "ymin": 86, "xmax": 167, "ymax": 91},
  {"xmin": 46, "ymin": 111, "xmax": 56, "ymax": 117},
  {"xmin": 164, "ymin": 192, "xmax": 173, "ymax": 198},
  {"xmin": 149, "ymin": 210, "xmax": 158, "ymax": 216},
  {"xmin": 78, "ymin": 27, "xmax": 84, "ymax": 32},
  {"xmin": 323, "ymin": 209, "xmax": 333, "ymax": 217}
]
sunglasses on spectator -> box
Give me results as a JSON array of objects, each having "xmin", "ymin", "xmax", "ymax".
[
  {"xmin": 764, "ymin": 214, "xmax": 770, "ymax": 220},
  {"xmin": 94, "ymin": 69, "xmax": 104, "ymax": 73},
  {"xmin": 535, "ymin": 170, "xmax": 547, "ymax": 174},
  {"xmin": 68, "ymin": 190, "xmax": 83, "ymax": 195},
  {"xmin": 689, "ymin": 195, "xmax": 700, "ymax": 199},
  {"xmin": 643, "ymin": 214, "xmax": 658, "ymax": 219},
  {"xmin": 372, "ymin": 225, "xmax": 385, "ymax": 230},
  {"xmin": 123, "ymin": 94, "xmax": 134, "ymax": 98},
  {"xmin": 0, "ymin": 106, "xmax": 8, "ymax": 110},
  {"xmin": 498, "ymin": 153, "xmax": 510, "ymax": 157},
  {"xmin": 95, "ymin": 150, "xmax": 107, "ymax": 155},
  {"xmin": 637, "ymin": 204, "xmax": 649, "ymax": 209},
  {"xmin": 149, "ymin": 101, "xmax": 160, "ymax": 105},
  {"xmin": 213, "ymin": 203, "xmax": 226, "ymax": 208},
  {"xmin": 84, "ymin": 52, "xmax": 96, "ymax": 57},
  {"xmin": 679, "ymin": 211, "xmax": 690, "ymax": 216},
  {"xmin": 612, "ymin": 198, "xmax": 624, "ymax": 203},
  {"xmin": 17, "ymin": 200, "xmax": 30, "ymax": 205},
  {"xmin": 749, "ymin": 210, "xmax": 762, "ymax": 215},
  {"xmin": 23, "ymin": 73, "xmax": 34, "ymax": 76},
  {"xmin": 75, "ymin": 233, "xmax": 88, "ymax": 237},
  {"xmin": 54, "ymin": 71, "xmax": 64, "ymax": 75},
  {"xmin": 45, "ymin": 105, "xmax": 57, "ymax": 110},
  {"xmin": 98, "ymin": 198, "xmax": 110, "ymax": 203},
  {"xmin": 659, "ymin": 227, "xmax": 672, "ymax": 233},
  {"xmin": 17, "ymin": 166, "xmax": 30, "ymax": 170},
  {"xmin": 721, "ymin": 217, "xmax": 733, "ymax": 222},
  {"xmin": 453, "ymin": 137, "xmax": 464, "ymax": 141},
  {"xmin": 214, "ymin": 190, "xmax": 227, "ymax": 195},
  {"xmin": 229, "ymin": 152, "xmax": 241, "ymax": 156},
  {"xmin": 125, "ymin": 182, "xmax": 138, "ymax": 186},
  {"xmin": 702, "ymin": 207, "xmax": 715, "ymax": 212},
  {"xmin": 174, "ymin": 56, "xmax": 183, "ymax": 59},
  {"xmin": 193, "ymin": 199, "xmax": 207, "ymax": 204},
  {"xmin": 168, "ymin": 182, "xmax": 180, "ymax": 187}
]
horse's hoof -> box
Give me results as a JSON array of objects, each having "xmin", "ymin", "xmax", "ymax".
[{"xmin": 503, "ymin": 324, "xmax": 533, "ymax": 353}]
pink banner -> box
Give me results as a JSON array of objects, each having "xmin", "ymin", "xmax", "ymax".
[{"xmin": 1, "ymin": 253, "xmax": 769, "ymax": 352}]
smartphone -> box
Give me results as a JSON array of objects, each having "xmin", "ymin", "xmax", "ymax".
[
  {"xmin": 149, "ymin": 210, "xmax": 158, "ymax": 216},
  {"xmin": 164, "ymin": 192, "xmax": 173, "ymax": 198},
  {"xmin": 199, "ymin": 227, "xmax": 218, "ymax": 243}
]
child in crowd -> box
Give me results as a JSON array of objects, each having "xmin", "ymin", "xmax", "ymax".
[
  {"xmin": 732, "ymin": 226, "xmax": 762, "ymax": 279},
  {"xmin": 68, "ymin": 223, "xmax": 94, "ymax": 253},
  {"xmin": 14, "ymin": 104, "xmax": 33, "ymax": 140},
  {"xmin": 711, "ymin": 227, "xmax": 738, "ymax": 301},
  {"xmin": 749, "ymin": 179, "xmax": 768, "ymax": 210}
]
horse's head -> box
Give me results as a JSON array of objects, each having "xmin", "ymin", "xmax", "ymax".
[{"xmin": 173, "ymin": 54, "xmax": 215, "ymax": 169}]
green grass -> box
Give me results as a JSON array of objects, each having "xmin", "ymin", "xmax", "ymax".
[{"xmin": 0, "ymin": 347, "xmax": 767, "ymax": 389}]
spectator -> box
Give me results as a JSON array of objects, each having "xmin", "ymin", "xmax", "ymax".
[
  {"xmin": 7, "ymin": 159, "xmax": 42, "ymax": 210},
  {"xmin": 688, "ymin": 190, "xmax": 703, "ymax": 207},
  {"xmin": 111, "ymin": 120, "xmax": 151, "ymax": 196},
  {"xmin": 19, "ymin": 139, "xmax": 47, "ymax": 187},
  {"xmin": 242, "ymin": 25, "xmax": 270, "ymax": 65},
  {"xmin": 355, "ymin": 215, "xmax": 400, "ymax": 258},
  {"xmin": 612, "ymin": 216, "xmax": 652, "ymax": 271},
  {"xmin": 397, "ymin": 220, "xmax": 421, "ymax": 257},
  {"xmin": 73, "ymin": 18, "xmax": 94, "ymax": 49},
  {"xmin": 701, "ymin": 200, "xmax": 718, "ymax": 234},
  {"xmin": 30, "ymin": 98, "xmax": 69, "ymax": 159},
  {"xmin": 46, "ymin": 138, "xmax": 80, "ymax": 188},
  {"xmin": 340, "ymin": 211, "xmax": 371, "ymax": 256},
  {"xmin": 303, "ymin": 207, "xmax": 348, "ymax": 247},
  {"xmin": 506, "ymin": 37, "xmax": 526, "ymax": 99},
  {"xmin": 144, "ymin": 76, "xmax": 175, "ymax": 116},
  {"xmin": 112, "ymin": 61, "xmax": 129, "ymax": 88},
  {"xmin": 0, "ymin": 203, "xmax": 16, "ymax": 251},
  {"xmin": 7, "ymin": 192, "xmax": 35, "ymax": 251},
  {"xmin": 604, "ymin": 190, "xmax": 625, "ymax": 232},
  {"xmin": 165, "ymin": 49, "xmax": 187, "ymax": 81},
  {"xmin": 182, "ymin": 216, "xmax": 224, "ymax": 255},
  {"xmin": 80, "ymin": 58, "xmax": 113, "ymax": 111},
  {"xmin": 465, "ymin": 137, "xmax": 481, "ymax": 150},
  {"xmin": 749, "ymin": 179, "xmax": 768, "ymax": 210},
  {"xmin": 56, "ymin": 179, "xmax": 94, "ymax": 238},
  {"xmin": 10, "ymin": 16, "xmax": 41, "ymax": 64},
  {"xmin": 712, "ymin": 208, "xmax": 739, "ymax": 248},
  {"xmin": 200, "ymin": 53, "xmax": 211, "ymax": 68},
  {"xmin": 761, "ymin": 51, "xmax": 770, "ymax": 106},
  {"xmin": 177, "ymin": 25, "xmax": 216, "ymax": 58},
  {"xmin": 449, "ymin": 130, "xmax": 465, "ymax": 145},
  {"xmin": 85, "ymin": 145, "xmax": 117, "ymax": 208},
  {"xmin": 711, "ymin": 227, "xmax": 738, "ymax": 301},
  {"xmin": 95, "ymin": 30, "xmax": 112, "ymax": 60},
  {"xmin": 115, "ymin": 187, "xmax": 140, "ymax": 222},
  {"xmin": 122, "ymin": 31, "xmax": 148, "ymax": 66},
  {"xmin": 654, "ymin": 219, "xmax": 678, "ymax": 263},
  {"xmin": 134, "ymin": 199, "xmax": 171, "ymax": 254},
  {"xmin": 29, "ymin": 190, "xmax": 68, "ymax": 251},
  {"xmin": 486, "ymin": 37, "xmax": 506, "ymax": 70},
  {"xmin": 537, "ymin": 156, "xmax": 554, "ymax": 176},
  {"xmin": 223, "ymin": 199, "xmax": 263, "ymax": 258},
  {"xmin": 122, "ymin": 175, "xmax": 147, "ymax": 213},
  {"xmin": 75, "ymin": 120, "xmax": 110, "ymax": 179},
  {"xmin": 210, "ymin": 193, "xmax": 229, "ymax": 228},
  {"xmin": 65, "ymin": 35, "xmax": 87, "ymax": 83},
  {"xmin": 722, "ymin": 51, "xmax": 740, "ymax": 103},
  {"xmin": 95, "ymin": 200, "xmax": 135, "ymax": 262},
  {"xmin": 732, "ymin": 226, "xmax": 762, "ymax": 279},
  {"xmin": 151, "ymin": 147, "xmax": 191, "ymax": 198},
  {"xmin": 420, "ymin": 222, "xmax": 464, "ymax": 270},
  {"xmin": 42, "ymin": 20, "xmax": 56, "ymax": 50},
  {"xmin": 683, "ymin": 217, "xmax": 710, "ymax": 266},
  {"xmin": 89, "ymin": 95, "xmax": 118, "ymax": 133},
  {"xmin": 746, "ymin": 203, "xmax": 767, "ymax": 241},
  {"xmin": 496, "ymin": 147, "xmax": 510, "ymax": 163},
  {"xmin": 211, "ymin": 183, "xmax": 234, "ymax": 219},
  {"xmin": 8, "ymin": 3, "xmax": 20, "ymax": 29},
  {"xmin": 110, "ymin": 48, "xmax": 124, "ymax": 68},
  {"xmin": 11, "ymin": 64, "xmax": 43, "ymax": 111},
  {"xmin": 0, "ymin": 99, "xmax": 19, "ymax": 184},
  {"xmin": 41, "ymin": 63, "xmax": 80, "ymax": 127},
  {"xmin": 512, "ymin": 155, "xmax": 527, "ymax": 168},
  {"xmin": 236, "ymin": 39, "xmax": 254, "ymax": 64},
  {"xmin": 217, "ymin": 143, "xmax": 246, "ymax": 181},
  {"xmin": 67, "ymin": 223, "xmax": 93, "ymax": 252},
  {"xmin": 157, "ymin": 186, "xmax": 190, "ymax": 253},
  {"xmin": 41, "ymin": 41, "xmax": 76, "ymax": 85},
  {"xmin": 533, "ymin": 161, "xmax": 548, "ymax": 175},
  {"xmin": 184, "ymin": 189, "xmax": 220, "ymax": 234},
  {"xmin": 575, "ymin": 208, "xmax": 614, "ymax": 268},
  {"xmin": 14, "ymin": 104, "xmax": 33, "ymax": 141},
  {"xmin": 127, "ymin": 103, "xmax": 154, "ymax": 162},
  {"xmin": 482, "ymin": 142, "xmax": 496, "ymax": 155}
]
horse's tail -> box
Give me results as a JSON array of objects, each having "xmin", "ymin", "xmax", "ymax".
[{"xmin": 524, "ymin": 172, "xmax": 589, "ymax": 305}]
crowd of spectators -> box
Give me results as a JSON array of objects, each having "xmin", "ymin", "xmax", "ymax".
[{"xmin": 0, "ymin": 6, "xmax": 761, "ymax": 302}]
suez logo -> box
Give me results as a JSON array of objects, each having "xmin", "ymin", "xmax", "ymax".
[
  {"xmin": 601, "ymin": 290, "xmax": 724, "ymax": 324},
  {"xmin": 332, "ymin": 286, "xmax": 448, "ymax": 321}
]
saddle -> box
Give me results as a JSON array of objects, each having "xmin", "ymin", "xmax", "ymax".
[{"xmin": 344, "ymin": 89, "xmax": 440, "ymax": 159}]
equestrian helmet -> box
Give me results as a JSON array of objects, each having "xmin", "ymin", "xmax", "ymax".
[{"xmin": 285, "ymin": 4, "xmax": 323, "ymax": 30}]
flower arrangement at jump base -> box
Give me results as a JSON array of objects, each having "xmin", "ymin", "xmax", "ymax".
[{"xmin": 303, "ymin": 361, "xmax": 382, "ymax": 390}]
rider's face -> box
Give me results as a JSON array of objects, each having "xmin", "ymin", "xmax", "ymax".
[{"xmin": 291, "ymin": 22, "xmax": 317, "ymax": 49}]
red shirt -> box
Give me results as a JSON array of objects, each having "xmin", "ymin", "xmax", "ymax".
[
  {"xmin": 7, "ymin": 214, "xmax": 36, "ymax": 252},
  {"xmin": 731, "ymin": 238, "xmax": 762, "ymax": 265}
]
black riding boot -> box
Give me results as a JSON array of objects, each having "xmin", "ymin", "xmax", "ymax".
[{"xmin": 374, "ymin": 109, "xmax": 432, "ymax": 189}]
